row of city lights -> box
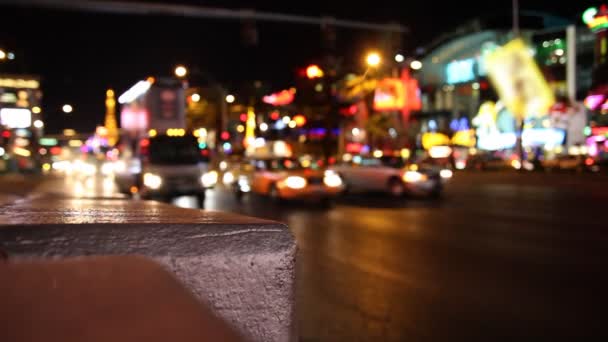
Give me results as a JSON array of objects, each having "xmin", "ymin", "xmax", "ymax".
[
  {"xmin": 190, "ymin": 92, "xmax": 235, "ymax": 104},
  {"xmin": 0, "ymin": 49, "xmax": 15, "ymax": 61},
  {"xmin": 175, "ymin": 65, "xmax": 237, "ymax": 104},
  {"xmin": 366, "ymin": 52, "xmax": 422, "ymax": 70}
]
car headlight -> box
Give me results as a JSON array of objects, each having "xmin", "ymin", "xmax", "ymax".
[
  {"xmin": 201, "ymin": 170, "xmax": 218, "ymax": 188},
  {"xmin": 237, "ymin": 176, "xmax": 251, "ymax": 192},
  {"xmin": 101, "ymin": 162, "xmax": 114, "ymax": 175},
  {"xmin": 82, "ymin": 162, "xmax": 97, "ymax": 176},
  {"xmin": 143, "ymin": 172, "xmax": 162, "ymax": 189},
  {"xmin": 440, "ymin": 169, "xmax": 453, "ymax": 179},
  {"xmin": 114, "ymin": 160, "xmax": 127, "ymax": 173},
  {"xmin": 284, "ymin": 176, "xmax": 307, "ymax": 189},
  {"xmin": 403, "ymin": 171, "xmax": 428, "ymax": 183},
  {"xmin": 223, "ymin": 171, "xmax": 235, "ymax": 185},
  {"xmin": 511, "ymin": 159, "xmax": 521, "ymax": 169},
  {"xmin": 323, "ymin": 170, "xmax": 343, "ymax": 187}
]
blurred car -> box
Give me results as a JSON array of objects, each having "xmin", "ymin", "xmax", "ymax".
[
  {"xmin": 542, "ymin": 155, "xmax": 585, "ymax": 172},
  {"xmin": 331, "ymin": 156, "xmax": 443, "ymax": 198},
  {"xmin": 234, "ymin": 157, "xmax": 344, "ymax": 203},
  {"xmin": 223, "ymin": 161, "xmax": 255, "ymax": 197},
  {"xmin": 467, "ymin": 153, "xmax": 512, "ymax": 171},
  {"xmin": 114, "ymin": 134, "xmax": 216, "ymax": 205}
]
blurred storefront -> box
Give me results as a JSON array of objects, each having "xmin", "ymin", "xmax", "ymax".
[
  {"xmin": 0, "ymin": 74, "xmax": 43, "ymax": 172},
  {"xmin": 415, "ymin": 14, "xmax": 594, "ymax": 163},
  {"xmin": 582, "ymin": 5, "xmax": 608, "ymax": 165}
]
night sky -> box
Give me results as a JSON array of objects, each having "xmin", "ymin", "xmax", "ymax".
[{"xmin": 0, "ymin": 0, "xmax": 596, "ymax": 133}]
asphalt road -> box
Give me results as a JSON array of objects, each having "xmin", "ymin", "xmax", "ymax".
[{"xmin": 3, "ymin": 171, "xmax": 608, "ymax": 340}]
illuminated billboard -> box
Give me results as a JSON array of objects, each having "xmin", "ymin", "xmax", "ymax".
[
  {"xmin": 120, "ymin": 108, "xmax": 148, "ymax": 132},
  {"xmin": 485, "ymin": 39, "xmax": 555, "ymax": 119},
  {"xmin": 421, "ymin": 132, "xmax": 450, "ymax": 150},
  {"xmin": 446, "ymin": 59, "xmax": 475, "ymax": 84},
  {"xmin": 373, "ymin": 78, "xmax": 405, "ymax": 111},
  {"xmin": 522, "ymin": 128, "xmax": 566, "ymax": 147},
  {"xmin": 0, "ymin": 108, "xmax": 31, "ymax": 128},
  {"xmin": 0, "ymin": 77, "xmax": 40, "ymax": 89}
]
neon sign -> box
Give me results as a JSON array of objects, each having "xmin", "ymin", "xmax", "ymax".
[
  {"xmin": 446, "ymin": 59, "xmax": 475, "ymax": 84},
  {"xmin": 262, "ymin": 89, "xmax": 295, "ymax": 106},
  {"xmin": 0, "ymin": 78, "xmax": 39, "ymax": 89},
  {"xmin": 373, "ymin": 78, "xmax": 406, "ymax": 111},
  {"xmin": 522, "ymin": 128, "xmax": 566, "ymax": 147},
  {"xmin": 583, "ymin": 6, "xmax": 608, "ymax": 32}
]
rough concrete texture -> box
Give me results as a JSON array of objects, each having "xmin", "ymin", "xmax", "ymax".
[{"xmin": 0, "ymin": 198, "xmax": 296, "ymax": 342}]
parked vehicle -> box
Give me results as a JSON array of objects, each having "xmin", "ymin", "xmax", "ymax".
[
  {"xmin": 467, "ymin": 154, "xmax": 512, "ymax": 171},
  {"xmin": 542, "ymin": 155, "xmax": 585, "ymax": 172}
]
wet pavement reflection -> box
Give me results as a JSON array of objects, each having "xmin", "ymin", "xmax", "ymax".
[{"xmin": 23, "ymin": 171, "xmax": 608, "ymax": 340}]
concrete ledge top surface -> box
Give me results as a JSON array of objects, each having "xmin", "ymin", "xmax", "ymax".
[{"xmin": 0, "ymin": 198, "xmax": 279, "ymax": 226}]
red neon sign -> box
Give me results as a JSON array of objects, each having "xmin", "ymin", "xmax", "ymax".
[
  {"xmin": 591, "ymin": 126, "xmax": 608, "ymax": 136},
  {"xmin": 263, "ymin": 89, "xmax": 295, "ymax": 106}
]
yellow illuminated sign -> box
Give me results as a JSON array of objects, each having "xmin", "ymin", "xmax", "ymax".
[
  {"xmin": 244, "ymin": 107, "xmax": 256, "ymax": 147},
  {"xmin": 485, "ymin": 39, "xmax": 554, "ymax": 120},
  {"xmin": 0, "ymin": 78, "xmax": 40, "ymax": 89},
  {"xmin": 451, "ymin": 129, "xmax": 476, "ymax": 147},
  {"xmin": 422, "ymin": 132, "xmax": 450, "ymax": 150}
]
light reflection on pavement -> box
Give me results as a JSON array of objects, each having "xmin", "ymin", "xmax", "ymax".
[{"xmin": 17, "ymin": 170, "xmax": 608, "ymax": 341}]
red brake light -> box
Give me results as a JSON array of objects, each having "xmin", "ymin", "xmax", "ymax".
[{"xmin": 50, "ymin": 146, "xmax": 62, "ymax": 155}]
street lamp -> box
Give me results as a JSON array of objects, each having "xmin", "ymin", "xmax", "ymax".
[
  {"xmin": 366, "ymin": 52, "xmax": 381, "ymax": 67},
  {"xmin": 62, "ymin": 104, "xmax": 73, "ymax": 113},
  {"xmin": 225, "ymin": 94, "xmax": 235, "ymax": 103},
  {"xmin": 410, "ymin": 60, "xmax": 423, "ymax": 70},
  {"xmin": 191, "ymin": 93, "xmax": 201, "ymax": 102},
  {"xmin": 395, "ymin": 54, "xmax": 405, "ymax": 63},
  {"xmin": 174, "ymin": 65, "xmax": 188, "ymax": 78},
  {"xmin": 0, "ymin": 49, "xmax": 5, "ymax": 60},
  {"xmin": 306, "ymin": 64, "xmax": 324, "ymax": 79},
  {"xmin": 33, "ymin": 120, "xmax": 44, "ymax": 129}
]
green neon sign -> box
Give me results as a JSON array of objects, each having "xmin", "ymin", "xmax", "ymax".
[{"xmin": 583, "ymin": 7, "xmax": 598, "ymax": 24}]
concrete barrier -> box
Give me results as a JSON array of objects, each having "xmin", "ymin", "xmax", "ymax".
[{"xmin": 0, "ymin": 197, "xmax": 296, "ymax": 342}]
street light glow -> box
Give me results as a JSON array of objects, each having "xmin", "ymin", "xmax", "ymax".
[
  {"xmin": 366, "ymin": 52, "xmax": 381, "ymax": 67},
  {"xmin": 352, "ymin": 127, "xmax": 360, "ymax": 136},
  {"xmin": 191, "ymin": 93, "xmax": 200, "ymax": 102},
  {"xmin": 62, "ymin": 104, "xmax": 73, "ymax": 113},
  {"xmin": 306, "ymin": 64, "xmax": 324, "ymax": 79},
  {"xmin": 410, "ymin": 60, "xmax": 423, "ymax": 70},
  {"xmin": 259, "ymin": 122, "xmax": 269, "ymax": 132},
  {"xmin": 33, "ymin": 120, "xmax": 44, "ymax": 128},
  {"xmin": 32, "ymin": 106, "xmax": 41, "ymax": 114},
  {"xmin": 225, "ymin": 94, "xmax": 235, "ymax": 103},
  {"xmin": 174, "ymin": 65, "xmax": 187, "ymax": 78},
  {"xmin": 395, "ymin": 54, "xmax": 405, "ymax": 63},
  {"xmin": 0, "ymin": 50, "xmax": 5, "ymax": 60}
]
